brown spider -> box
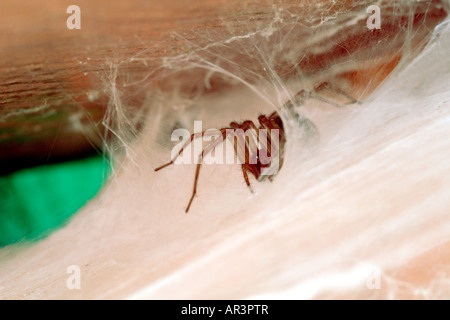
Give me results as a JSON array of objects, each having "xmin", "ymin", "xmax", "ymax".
[{"xmin": 155, "ymin": 82, "xmax": 359, "ymax": 212}]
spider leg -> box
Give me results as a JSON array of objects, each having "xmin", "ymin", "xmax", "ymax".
[
  {"xmin": 241, "ymin": 164, "xmax": 254, "ymax": 193},
  {"xmin": 185, "ymin": 128, "xmax": 229, "ymax": 213},
  {"xmin": 229, "ymin": 123, "xmax": 248, "ymax": 165},
  {"xmin": 287, "ymin": 82, "xmax": 359, "ymax": 109},
  {"xmin": 268, "ymin": 111, "xmax": 282, "ymax": 126},
  {"xmin": 235, "ymin": 120, "xmax": 259, "ymax": 193},
  {"xmin": 258, "ymin": 115, "xmax": 278, "ymax": 159},
  {"xmin": 229, "ymin": 121, "xmax": 261, "ymax": 186},
  {"xmin": 230, "ymin": 121, "xmax": 259, "ymax": 165},
  {"xmin": 298, "ymin": 89, "xmax": 343, "ymax": 108},
  {"xmin": 313, "ymin": 82, "xmax": 360, "ymax": 105},
  {"xmin": 154, "ymin": 130, "xmax": 220, "ymax": 171},
  {"xmin": 288, "ymin": 90, "xmax": 310, "ymax": 107},
  {"xmin": 267, "ymin": 112, "xmax": 284, "ymax": 143},
  {"xmin": 241, "ymin": 121, "xmax": 260, "ymax": 164},
  {"xmin": 185, "ymin": 162, "xmax": 201, "ymax": 213}
]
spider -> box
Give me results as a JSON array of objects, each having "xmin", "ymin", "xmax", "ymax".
[{"xmin": 155, "ymin": 82, "xmax": 359, "ymax": 212}]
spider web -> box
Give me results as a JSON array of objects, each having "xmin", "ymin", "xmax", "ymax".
[{"xmin": 100, "ymin": 0, "xmax": 450, "ymax": 299}]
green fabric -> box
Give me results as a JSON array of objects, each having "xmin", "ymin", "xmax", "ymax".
[{"xmin": 0, "ymin": 156, "xmax": 110, "ymax": 247}]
